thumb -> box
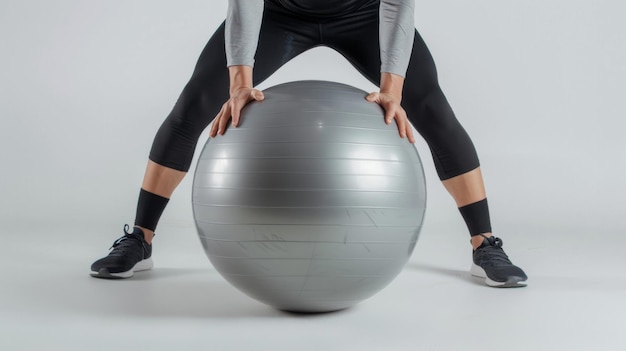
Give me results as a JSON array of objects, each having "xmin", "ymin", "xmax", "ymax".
[
  {"xmin": 252, "ymin": 90, "xmax": 265, "ymax": 101},
  {"xmin": 365, "ymin": 92, "xmax": 379, "ymax": 102}
]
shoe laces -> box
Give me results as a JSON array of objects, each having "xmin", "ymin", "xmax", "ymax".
[
  {"xmin": 109, "ymin": 224, "xmax": 147, "ymax": 255},
  {"xmin": 474, "ymin": 236, "xmax": 512, "ymax": 266}
]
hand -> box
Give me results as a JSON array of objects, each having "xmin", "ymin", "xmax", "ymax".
[
  {"xmin": 365, "ymin": 91, "xmax": 416, "ymax": 143},
  {"xmin": 209, "ymin": 87, "xmax": 265, "ymax": 137}
]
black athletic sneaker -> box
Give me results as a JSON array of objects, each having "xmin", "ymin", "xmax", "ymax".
[
  {"xmin": 90, "ymin": 225, "xmax": 153, "ymax": 279},
  {"xmin": 470, "ymin": 235, "xmax": 527, "ymax": 288}
]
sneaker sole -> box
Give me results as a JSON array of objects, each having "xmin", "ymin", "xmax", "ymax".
[
  {"xmin": 90, "ymin": 258, "xmax": 154, "ymax": 279},
  {"xmin": 470, "ymin": 263, "xmax": 527, "ymax": 288}
]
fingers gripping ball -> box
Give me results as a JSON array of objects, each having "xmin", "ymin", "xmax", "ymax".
[{"xmin": 192, "ymin": 80, "xmax": 427, "ymax": 313}]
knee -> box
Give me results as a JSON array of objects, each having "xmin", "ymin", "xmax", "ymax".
[
  {"xmin": 167, "ymin": 89, "xmax": 219, "ymax": 137},
  {"xmin": 405, "ymin": 85, "xmax": 457, "ymax": 132}
]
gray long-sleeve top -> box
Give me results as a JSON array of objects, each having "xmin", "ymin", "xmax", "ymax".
[{"xmin": 225, "ymin": 0, "xmax": 416, "ymax": 77}]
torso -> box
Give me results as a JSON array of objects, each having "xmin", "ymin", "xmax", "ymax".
[{"xmin": 266, "ymin": 0, "xmax": 379, "ymax": 18}]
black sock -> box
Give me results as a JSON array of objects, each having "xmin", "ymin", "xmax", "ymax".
[
  {"xmin": 458, "ymin": 198, "xmax": 492, "ymax": 237},
  {"xmin": 134, "ymin": 189, "xmax": 169, "ymax": 232}
]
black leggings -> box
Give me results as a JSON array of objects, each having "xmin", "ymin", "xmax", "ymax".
[{"xmin": 149, "ymin": 2, "xmax": 479, "ymax": 180}]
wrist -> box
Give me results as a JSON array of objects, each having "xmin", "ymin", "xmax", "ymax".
[
  {"xmin": 228, "ymin": 65, "xmax": 254, "ymax": 96},
  {"xmin": 379, "ymin": 72, "xmax": 405, "ymax": 101}
]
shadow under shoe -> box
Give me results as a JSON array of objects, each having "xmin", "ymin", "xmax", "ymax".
[{"xmin": 90, "ymin": 225, "xmax": 153, "ymax": 279}]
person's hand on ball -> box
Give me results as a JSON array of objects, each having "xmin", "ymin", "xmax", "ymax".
[
  {"xmin": 365, "ymin": 91, "xmax": 415, "ymax": 144},
  {"xmin": 210, "ymin": 87, "xmax": 265, "ymax": 137}
]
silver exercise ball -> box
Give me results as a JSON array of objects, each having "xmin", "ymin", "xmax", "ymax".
[{"xmin": 192, "ymin": 80, "xmax": 426, "ymax": 313}]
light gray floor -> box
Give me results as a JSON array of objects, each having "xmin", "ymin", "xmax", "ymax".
[{"xmin": 2, "ymin": 219, "xmax": 625, "ymax": 351}]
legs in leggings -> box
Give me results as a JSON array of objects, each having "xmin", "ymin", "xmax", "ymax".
[{"xmin": 137, "ymin": 5, "xmax": 492, "ymax": 244}]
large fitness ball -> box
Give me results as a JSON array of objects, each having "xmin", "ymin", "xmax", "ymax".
[{"xmin": 192, "ymin": 80, "xmax": 426, "ymax": 312}]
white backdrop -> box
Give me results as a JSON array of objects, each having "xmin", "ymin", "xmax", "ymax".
[{"xmin": 0, "ymin": 0, "xmax": 624, "ymax": 236}]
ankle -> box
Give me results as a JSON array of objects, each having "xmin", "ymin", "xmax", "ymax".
[
  {"xmin": 471, "ymin": 233, "xmax": 492, "ymax": 250},
  {"xmin": 135, "ymin": 226, "xmax": 155, "ymax": 244}
]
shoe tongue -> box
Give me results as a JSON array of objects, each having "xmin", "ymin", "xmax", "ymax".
[
  {"xmin": 478, "ymin": 235, "xmax": 495, "ymax": 248},
  {"xmin": 472, "ymin": 237, "xmax": 489, "ymax": 252},
  {"xmin": 482, "ymin": 235, "xmax": 503, "ymax": 248},
  {"xmin": 125, "ymin": 226, "xmax": 145, "ymax": 240},
  {"xmin": 129, "ymin": 226, "xmax": 144, "ymax": 236},
  {"xmin": 477, "ymin": 240, "xmax": 489, "ymax": 250},
  {"xmin": 132, "ymin": 228, "xmax": 152, "ymax": 248}
]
